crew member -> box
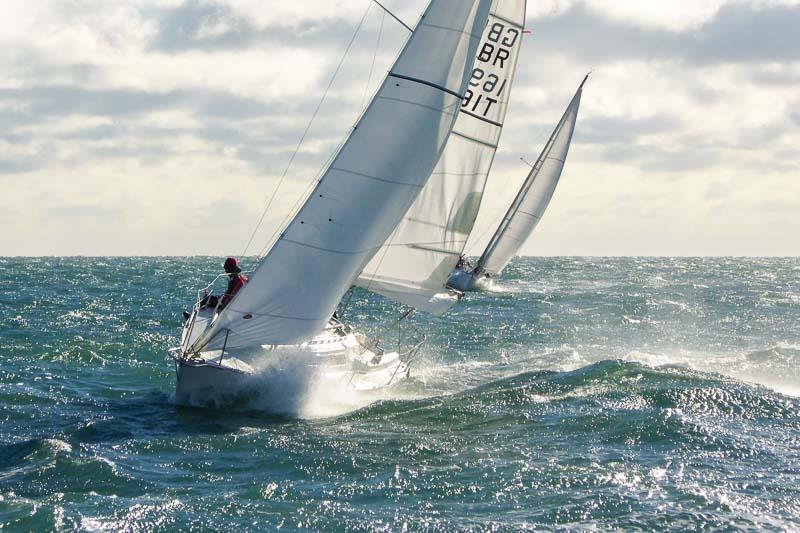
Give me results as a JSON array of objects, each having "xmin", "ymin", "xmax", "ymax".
[{"xmin": 220, "ymin": 256, "xmax": 248, "ymax": 308}]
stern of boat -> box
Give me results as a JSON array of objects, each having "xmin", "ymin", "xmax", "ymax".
[{"xmin": 447, "ymin": 268, "xmax": 473, "ymax": 292}]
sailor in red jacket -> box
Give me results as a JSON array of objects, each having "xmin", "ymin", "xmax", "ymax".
[{"xmin": 220, "ymin": 256, "xmax": 248, "ymax": 309}]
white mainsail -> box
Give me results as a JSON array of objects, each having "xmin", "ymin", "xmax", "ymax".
[
  {"xmin": 355, "ymin": 0, "xmax": 527, "ymax": 315},
  {"xmin": 190, "ymin": 0, "xmax": 492, "ymax": 352},
  {"xmin": 474, "ymin": 74, "xmax": 587, "ymax": 277}
]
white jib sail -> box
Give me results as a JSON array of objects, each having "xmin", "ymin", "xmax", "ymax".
[
  {"xmin": 191, "ymin": 0, "xmax": 493, "ymax": 352},
  {"xmin": 476, "ymin": 74, "xmax": 587, "ymax": 277},
  {"xmin": 356, "ymin": 0, "xmax": 527, "ymax": 315}
]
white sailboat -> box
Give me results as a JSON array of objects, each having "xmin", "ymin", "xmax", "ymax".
[
  {"xmin": 170, "ymin": 0, "xmax": 493, "ymax": 405},
  {"xmin": 357, "ymin": 0, "xmax": 527, "ymax": 314},
  {"xmin": 448, "ymin": 74, "xmax": 588, "ymax": 292}
]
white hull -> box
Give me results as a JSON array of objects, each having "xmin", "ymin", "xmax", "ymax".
[
  {"xmin": 447, "ymin": 268, "xmax": 495, "ymax": 292},
  {"xmin": 171, "ymin": 313, "xmax": 416, "ymax": 408},
  {"xmin": 172, "ymin": 347, "xmax": 409, "ymax": 408}
]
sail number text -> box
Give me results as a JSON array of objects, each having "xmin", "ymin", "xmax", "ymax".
[{"xmin": 462, "ymin": 21, "xmax": 520, "ymax": 118}]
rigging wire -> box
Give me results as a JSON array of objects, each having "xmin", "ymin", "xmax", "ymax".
[
  {"xmin": 240, "ymin": 0, "xmax": 375, "ymax": 259},
  {"xmin": 339, "ymin": 286, "xmax": 356, "ymax": 319},
  {"xmin": 371, "ymin": 0, "xmax": 413, "ymax": 32}
]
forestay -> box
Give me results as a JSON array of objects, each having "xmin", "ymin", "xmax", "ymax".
[
  {"xmin": 476, "ymin": 75, "xmax": 587, "ymax": 277},
  {"xmin": 356, "ymin": 0, "xmax": 527, "ymax": 315},
  {"xmin": 190, "ymin": 0, "xmax": 492, "ymax": 352}
]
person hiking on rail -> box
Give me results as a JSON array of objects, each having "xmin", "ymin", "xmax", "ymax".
[
  {"xmin": 219, "ymin": 257, "xmax": 248, "ymax": 309},
  {"xmin": 185, "ymin": 257, "xmax": 249, "ymax": 320}
]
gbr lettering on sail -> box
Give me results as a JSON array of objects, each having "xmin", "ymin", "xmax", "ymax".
[{"xmin": 461, "ymin": 19, "xmax": 521, "ymax": 119}]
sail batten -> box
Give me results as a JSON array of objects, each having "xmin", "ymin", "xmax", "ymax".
[
  {"xmin": 388, "ymin": 73, "xmax": 464, "ymax": 98},
  {"xmin": 474, "ymin": 76, "xmax": 586, "ymax": 277},
  {"xmin": 189, "ymin": 0, "xmax": 493, "ymax": 352},
  {"xmin": 356, "ymin": 0, "xmax": 528, "ymax": 315}
]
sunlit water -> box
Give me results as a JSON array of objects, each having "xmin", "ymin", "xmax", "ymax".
[{"xmin": 1, "ymin": 257, "xmax": 799, "ymax": 530}]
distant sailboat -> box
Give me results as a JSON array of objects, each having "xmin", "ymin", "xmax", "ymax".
[
  {"xmin": 357, "ymin": 0, "xmax": 527, "ymax": 313},
  {"xmin": 448, "ymin": 74, "xmax": 588, "ymax": 292},
  {"xmin": 171, "ymin": 0, "xmax": 492, "ymax": 403}
]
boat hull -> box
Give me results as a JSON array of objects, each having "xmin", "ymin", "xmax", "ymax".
[
  {"xmin": 447, "ymin": 268, "xmax": 495, "ymax": 292},
  {"xmin": 171, "ymin": 329, "xmax": 412, "ymax": 408},
  {"xmin": 174, "ymin": 356, "xmax": 261, "ymax": 407}
]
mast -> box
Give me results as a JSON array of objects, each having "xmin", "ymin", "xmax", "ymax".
[{"xmin": 473, "ymin": 73, "xmax": 588, "ymax": 277}]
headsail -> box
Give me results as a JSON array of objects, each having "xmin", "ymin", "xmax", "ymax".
[
  {"xmin": 474, "ymin": 74, "xmax": 588, "ymax": 277},
  {"xmin": 356, "ymin": 0, "xmax": 527, "ymax": 315},
  {"xmin": 191, "ymin": 0, "xmax": 493, "ymax": 352}
]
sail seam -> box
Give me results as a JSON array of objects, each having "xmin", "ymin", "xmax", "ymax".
[
  {"xmin": 388, "ymin": 73, "xmax": 462, "ymax": 99},
  {"xmin": 375, "ymin": 96, "xmax": 456, "ymax": 118},
  {"xmin": 224, "ymin": 309, "xmax": 327, "ymax": 323},
  {"xmin": 403, "ymin": 217, "xmax": 476, "ymax": 234},
  {"xmin": 282, "ymin": 238, "xmax": 378, "ymax": 256},
  {"xmin": 409, "ymin": 244, "xmax": 463, "ymax": 255},
  {"xmin": 359, "ymin": 277, "xmax": 435, "ymax": 293},
  {"xmin": 429, "ymin": 171, "xmax": 483, "ymax": 177},
  {"xmin": 516, "ymin": 210, "xmax": 542, "ymax": 219},
  {"xmin": 451, "ymin": 130, "xmax": 499, "ymax": 149},
  {"xmin": 459, "ymin": 108, "xmax": 503, "ymax": 127},
  {"xmin": 330, "ymin": 166, "xmax": 426, "ymax": 188},
  {"xmin": 421, "ymin": 21, "xmax": 485, "ymax": 39}
]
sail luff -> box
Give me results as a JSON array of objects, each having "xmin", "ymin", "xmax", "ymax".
[
  {"xmin": 355, "ymin": 0, "xmax": 527, "ymax": 315},
  {"xmin": 190, "ymin": 0, "xmax": 493, "ymax": 352},
  {"xmin": 475, "ymin": 75, "xmax": 587, "ymax": 276}
]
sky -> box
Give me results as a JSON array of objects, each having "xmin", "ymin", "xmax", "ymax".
[{"xmin": 1, "ymin": 0, "xmax": 799, "ymax": 256}]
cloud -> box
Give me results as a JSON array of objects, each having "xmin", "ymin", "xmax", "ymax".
[
  {"xmin": 0, "ymin": 0, "xmax": 798, "ymax": 255},
  {"xmin": 148, "ymin": 1, "xmax": 257, "ymax": 52},
  {"xmin": 575, "ymin": 115, "xmax": 680, "ymax": 144},
  {"xmin": 528, "ymin": 1, "xmax": 800, "ymax": 65},
  {"xmin": 0, "ymin": 85, "xmax": 275, "ymax": 119}
]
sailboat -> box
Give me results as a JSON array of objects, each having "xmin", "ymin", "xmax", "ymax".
[
  {"xmin": 357, "ymin": 0, "xmax": 527, "ymax": 314},
  {"xmin": 170, "ymin": 0, "xmax": 493, "ymax": 404},
  {"xmin": 448, "ymin": 74, "xmax": 588, "ymax": 292}
]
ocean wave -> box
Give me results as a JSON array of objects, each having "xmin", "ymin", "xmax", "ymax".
[{"xmin": 357, "ymin": 360, "xmax": 799, "ymax": 427}]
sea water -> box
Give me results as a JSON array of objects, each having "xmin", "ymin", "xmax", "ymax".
[{"xmin": 1, "ymin": 257, "xmax": 798, "ymax": 530}]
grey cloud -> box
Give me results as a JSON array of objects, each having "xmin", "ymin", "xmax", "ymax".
[
  {"xmin": 1, "ymin": 98, "xmax": 359, "ymax": 176},
  {"xmin": 54, "ymin": 123, "xmax": 128, "ymax": 141},
  {"xmin": 146, "ymin": 0, "xmax": 389, "ymax": 53},
  {"xmin": 694, "ymin": 3, "xmax": 800, "ymax": 64},
  {"xmin": 0, "ymin": 138, "xmax": 59, "ymax": 175},
  {"xmin": 595, "ymin": 142, "xmax": 720, "ymax": 173},
  {"xmin": 0, "ymin": 109, "xmax": 37, "ymax": 136},
  {"xmin": 0, "ymin": 158, "xmax": 44, "ymax": 175},
  {"xmin": 575, "ymin": 115, "xmax": 680, "ymax": 144},
  {"xmin": 0, "ymin": 86, "xmax": 181, "ymax": 117},
  {"xmin": 751, "ymin": 68, "xmax": 800, "ymax": 87},
  {"xmin": 147, "ymin": 1, "xmax": 256, "ymax": 52},
  {"xmin": 531, "ymin": 2, "xmax": 800, "ymax": 65},
  {"xmin": 0, "ymin": 85, "xmax": 274, "ymax": 123}
]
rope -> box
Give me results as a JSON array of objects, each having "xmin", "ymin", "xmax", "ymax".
[{"xmin": 241, "ymin": 0, "xmax": 375, "ymax": 258}]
